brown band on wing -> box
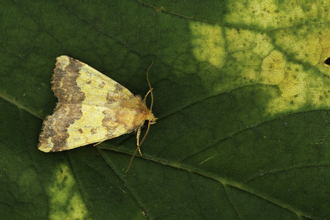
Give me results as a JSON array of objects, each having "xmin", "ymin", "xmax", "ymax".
[
  {"xmin": 38, "ymin": 103, "xmax": 83, "ymax": 152},
  {"xmin": 102, "ymin": 109, "xmax": 118, "ymax": 138},
  {"xmin": 52, "ymin": 57, "xmax": 86, "ymax": 103},
  {"xmin": 105, "ymin": 83, "xmax": 127, "ymax": 105}
]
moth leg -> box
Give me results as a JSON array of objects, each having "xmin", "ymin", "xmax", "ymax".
[
  {"xmin": 93, "ymin": 141, "xmax": 103, "ymax": 146},
  {"xmin": 136, "ymin": 127, "xmax": 143, "ymax": 156}
]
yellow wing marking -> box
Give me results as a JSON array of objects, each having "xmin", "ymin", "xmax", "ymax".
[
  {"xmin": 65, "ymin": 104, "xmax": 130, "ymax": 149},
  {"xmin": 53, "ymin": 55, "xmax": 134, "ymax": 107}
]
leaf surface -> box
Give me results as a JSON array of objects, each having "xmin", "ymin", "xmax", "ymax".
[{"xmin": 1, "ymin": 0, "xmax": 330, "ymax": 219}]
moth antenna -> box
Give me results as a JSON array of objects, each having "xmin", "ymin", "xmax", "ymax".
[
  {"xmin": 143, "ymin": 89, "xmax": 153, "ymax": 104},
  {"xmin": 126, "ymin": 121, "xmax": 151, "ymax": 172},
  {"xmin": 143, "ymin": 61, "xmax": 154, "ymax": 111}
]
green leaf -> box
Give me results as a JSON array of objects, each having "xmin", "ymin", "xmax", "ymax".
[{"xmin": 1, "ymin": 0, "xmax": 330, "ymax": 219}]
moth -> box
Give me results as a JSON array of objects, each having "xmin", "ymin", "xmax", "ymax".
[{"xmin": 38, "ymin": 55, "xmax": 157, "ymax": 171}]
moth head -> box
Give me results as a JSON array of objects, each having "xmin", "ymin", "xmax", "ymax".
[{"xmin": 146, "ymin": 112, "xmax": 157, "ymax": 125}]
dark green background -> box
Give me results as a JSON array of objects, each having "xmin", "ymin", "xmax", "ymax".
[{"xmin": 1, "ymin": 0, "xmax": 330, "ymax": 219}]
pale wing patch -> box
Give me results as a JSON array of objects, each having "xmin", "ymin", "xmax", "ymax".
[
  {"xmin": 78, "ymin": 63, "xmax": 134, "ymax": 107},
  {"xmin": 65, "ymin": 105, "xmax": 130, "ymax": 149},
  {"xmin": 53, "ymin": 55, "xmax": 134, "ymax": 107}
]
